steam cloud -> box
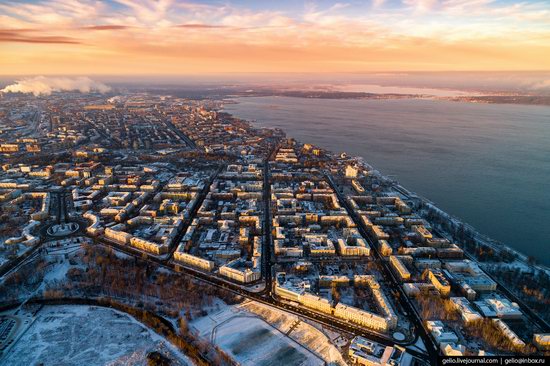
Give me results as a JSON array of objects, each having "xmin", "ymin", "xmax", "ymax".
[{"xmin": 1, "ymin": 76, "xmax": 111, "ymax": 96}]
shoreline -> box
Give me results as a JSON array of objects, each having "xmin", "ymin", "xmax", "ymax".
[
  {"xmin": 223, "ymin": 92, "xmax": 550, "ymax": 108},
  {"xmin": 220, "ymin": 99, "xmax": 550, "ymax": 274}
]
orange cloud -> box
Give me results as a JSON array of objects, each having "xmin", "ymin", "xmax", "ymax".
[
  {"xmin": 0, "ymin": 29, "xmax": 80, "ymax": 44},
  {"xmin": 0, "ymin": 0, "xmax": 549, "ymax": 74},
  {"xmin": 81, "ymin": 25, "xmax": 130, "ymax": 30},
  {"xmin": 175, "ymin": 23, "xmax": 229, "ymax": 29}
]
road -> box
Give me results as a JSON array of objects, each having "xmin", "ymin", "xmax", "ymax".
[
  {"xmin": 163, "ymin": 165, "xmax": 223, "ymax": 260},
  {"xmin": 260, "ymin": 141, "xmax": 280, "ymax": 295},
  {"xmin": 161, "ymin": 115, "xmax": 197, "ymax": 149},
  {"xmin": 326, "ymin": 174, "xmax": 439, "ymax": 364}
]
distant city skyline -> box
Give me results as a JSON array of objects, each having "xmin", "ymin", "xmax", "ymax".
[{"xmin": 1, "ymin": 0, "xmax": 550, "ymax": 75}]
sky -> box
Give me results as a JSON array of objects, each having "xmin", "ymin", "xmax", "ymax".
[{"xmin": 1, "ymin": 0, "xmax": 550, "ymax": 75}]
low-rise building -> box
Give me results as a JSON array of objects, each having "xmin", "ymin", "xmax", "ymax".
[
  {"xmin": 476, "ymin": 296, "xmax": 522, "ymax": 319},
  {"xmin": 389, "ymin": 255, "xmax": 411, "ymax": 282},
  {"xmin": 84, "ymin": 212, "xmax": 103, "ymax": 236},
  {"xmin": 493, "ymin": 319, "xmax": 525, "ymax": 348},
  {"xmin": 173, "ymin": 250, "xmax": 215, "ymax": 271},
  {"xmin": 426, "ymin": 320, "xmax": 459, "ymax": 345},
  {"xmin": 428, "ymin": 269, "xmax": 451, "ymax": 296},
  {"xmin": 219, "ymin": 258, "xmax": 261, "ymax": 283},
  {"xmin": 450, "ymin": 297, "xmax": 483, "ymax": 323},
  {"xmin": 334, "ymin": 303, "xmax": 389, "ymax": 332},
  {"xmin": 348, "ymin": 336, "xmax": 405, "ymax": 366},
  {"xmin": 337, "ymin": 237, "xmax": 371, "ymax": 256},
  {"xmin": 104, "ymin": 225, "xmax": 132, "ymax": 245}
]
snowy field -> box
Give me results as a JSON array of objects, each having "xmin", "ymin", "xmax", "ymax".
[
  {"xmin": 0, "ymin": 305, "xmax": 193, "ymax": 366},
  {"xmin": 242, "ymin": 301, "xmax": 348, "ymax": 365},
  {"xmin": 0, "ymin": 241, "xmax": 33, "ymax": 269},
  {"xmin": 191, "ymin": 300, "xmax": 346, "ymax": 366}
]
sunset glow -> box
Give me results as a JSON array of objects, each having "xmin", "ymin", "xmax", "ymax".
[{"xmin": 1, "ymin": 0, "xmax": 550, "ymax": 75}]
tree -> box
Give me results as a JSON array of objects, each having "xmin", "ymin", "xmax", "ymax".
[
  {"xmin": 331, "ymin": 284, "xmax": 341, "ymax": 304},
  {"xmin": 146, "ymin": 351, "xmax": 172, "ymax": 366}
]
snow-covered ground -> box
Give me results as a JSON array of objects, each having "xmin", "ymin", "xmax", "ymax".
[
  {"xmin": 0, "ymin": 241, "xmax": 33, "ymax": 269},
  {"xmin": 191, "ymin": 300, "xmax": 347, "ymax": 366},
  {"xmin": 242, "ymin": 301, "xmax": 348, "ymax": 365},
  {"xmin": 0, "ymin": 305, "xmax": 193, "ymax": 366}
]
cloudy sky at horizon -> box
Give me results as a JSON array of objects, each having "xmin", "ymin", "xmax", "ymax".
[{"xmin": 1, "ymin": 0, "xmax": 549, "ymax": 75}]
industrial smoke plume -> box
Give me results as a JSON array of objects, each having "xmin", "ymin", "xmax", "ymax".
[{"xmin": 0, "ymin": 76, "xmax": 111, "ymax": 96}]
